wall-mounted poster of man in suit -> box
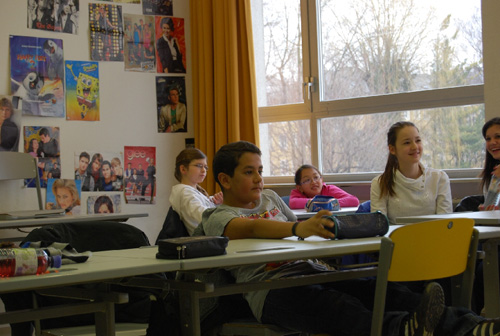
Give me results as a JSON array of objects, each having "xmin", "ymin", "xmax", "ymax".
[{"xmin": 156, "ymin": 76, "xmax": 186, "ymax": 133}]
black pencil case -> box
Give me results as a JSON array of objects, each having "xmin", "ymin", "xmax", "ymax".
[
  {"xmin": 323, "ymin": 211, "xmax": 389, "ymax": 239},
  {"xmin": 156, "ymin": 236, "xmax": 229, "ymax": 259}
]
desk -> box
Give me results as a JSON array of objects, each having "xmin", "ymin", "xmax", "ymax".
[
  {"xmin": 4, "ymin": 227, "xmax": 500, "ymax": 335},
  {"xmin": 0, "ymin": 213, "xmax": 148, "ymax": 230},
  {"xmin": 292, "ymin": 206, "xmax": 358, "ymax": 220},
  {"xmin": 0, "ymin": 246, "xmax": 179, "ymax": 336},
  {"xmin": 395, "ymin": 210, "xmax": 500, "ymax": 225}
]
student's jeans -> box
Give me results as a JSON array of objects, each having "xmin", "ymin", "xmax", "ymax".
[{"xmin": 261, "ymin": 278, "xmax": 483, "ymax": 336}]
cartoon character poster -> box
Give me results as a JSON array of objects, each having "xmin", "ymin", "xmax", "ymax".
[
  {"xmin": 124, "ymin": 146, "xmax": 156, "ymax": 204},
  {"xmin": 65, "ymin": 60, "xmax": 100, "ymax": 121},
  {"xmin": 10, "ymin": 35, "xmax": 65, "ymax": 117},
  {"xmin": 27, "ymin": 0, "xmax": 80, "ymax": 35},
  {"xmin": 156, "ymin": 76, "xmax": 187, "ymax": 132},
  {"xmin": 87, "ymin": 194, "xmax": 121, "ymax": 214},
  {"xmin": 155, "ymin": 16, "xmax": 186, "ymax": 74},
  {"xmin": 142, "ymin": 0, "xmax": 172, "ymax": 16},
  {"xmin": 123, "ymin": 14, "xmax": 156, "ymax": 73},
  {"xmin": 89, "ymin": 3, "xmax": 124, "ymax": 61},
  {"xmin": 0, "ymin": 95, "xmax": 21, "ymax": 152},
  {"xmin": 46, "ymin": 178, "xmax": 82, "ymax": 215},
  {"xmin": 23, "ymin": 126, "xmax": 61, "ymax": 188}
]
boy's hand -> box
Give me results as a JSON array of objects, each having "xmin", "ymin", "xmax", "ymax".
[{"xmin": 295, "ymin": 210, "xmax": 335, "ymax": 239}]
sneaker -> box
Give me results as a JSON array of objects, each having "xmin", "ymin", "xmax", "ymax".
[
  {"xmin": 403, "ymin": 282, "xmax": 445, "ymax": 336},
  {"xmin": 469, "ymin": 318, "xmax": 500, "ymax": 336}
]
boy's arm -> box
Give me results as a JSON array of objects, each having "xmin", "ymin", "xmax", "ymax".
[{"xmin": 223, "ymin": 210, "xmax": 336, "ymax": 240}]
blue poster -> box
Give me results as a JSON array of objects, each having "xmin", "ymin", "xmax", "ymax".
[{"xmin": 10, "ymin": 35, "xmax": 65, "ymax": 117}]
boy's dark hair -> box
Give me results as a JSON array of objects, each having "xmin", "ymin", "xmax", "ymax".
[
  {"xmin": 79, "ymin": 151, "xmax": 90, "ymax": 161},
  {"xmin": 39, "ymin": 127, "xmax": 49, "ymax": 137},
  {"xmin": 213, "ymin": 141, "xmax": 261, "ymax": 189},
  {"xmin": 294, "ymin": 164, "xmax": 320, "ymax": 186}
]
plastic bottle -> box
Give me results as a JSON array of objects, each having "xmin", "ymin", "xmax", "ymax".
[
  {"xmin": 0, "ymin": 248, "xmax": 62, "ymax": 277},
  {"xmin": 483, "ymin": 175, "xmax": 500, "ymax": 209}
]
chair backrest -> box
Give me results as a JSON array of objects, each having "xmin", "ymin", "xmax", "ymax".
[
  {"xmin": 371, "ymin": 218, "xmax": 478, "ymax": 335},
  {"xmin": 0, "ymin": 152, "xmax": 43, "ymax": 210},
  {"xmin": 281, "ymin": 195, "xmax": 290, "ymax": 207},
  {"xmin": 386, "ymin": 218, "xmax": 475, "ymax": 281}
]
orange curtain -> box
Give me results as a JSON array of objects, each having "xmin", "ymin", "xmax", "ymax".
[{"xmin": 191, "ymin": 0, "xmax": 259, "ymax": 194}]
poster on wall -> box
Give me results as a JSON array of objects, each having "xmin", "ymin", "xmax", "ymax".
[
  {"xmin": 23, "ymin": 126, "xmax": 61, "ymax": 188},
  {"xmin": 89, "ymin": 3, "xmax": 124, "ymax": 61},
  {"xmin": 28, "ymin": 0, "xmax": 80, "ymax": 34},
  {"xmin": 65, "ymin": 60, "xmax": 100, "ymax": 121},
  {"xmin": 0, "ymin": 95, "xmax": 21, "ymax": 152},
  {"xmin": 124, "ymin": 146, "xmax": 156, "ymax": 205},
  {"xmin": 123, "ymin": 14, "xmax": 156, "ymax": 73},
  {"xmin": 155, "ymin": 16, "xmax": 186, "ymax": 74},
  {"xmin": 142, "ymin": 0, "xmax": 173, "ymax": 16},
  {"xmin": 156, "ymin": 76, "xmax": 186, "ymax": 132},
  {"xmin": 74, "ymin": 151, "xmax": 124, "ymax": 192},
  {"xmin": 87, "ymin": 194, "xmax": 121, "ymax": 214},
  {"xmin": 10, "ymin": 35, "xmax": 65, "ymax": 117},
  {"xmin": 46, "ymin": 178, "xmax": 82, "ymax": 215},
  {"xmin": 100, "ymin": 0, "xmax": 140, "ymax": 3}
]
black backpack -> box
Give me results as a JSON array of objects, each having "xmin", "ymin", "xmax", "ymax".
[{"xmin": 155, "ymin": 206, "xmax": 189, "ymax": 244}]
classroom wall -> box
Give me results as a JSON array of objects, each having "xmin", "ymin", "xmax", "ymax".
[{"xmin": 0, "ymin": 0, "xmax": 192, "ymax": 244}]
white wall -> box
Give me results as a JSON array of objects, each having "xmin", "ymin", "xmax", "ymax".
[{"xmin": 0, "ymin": 0, "xmax": 192, "ymax": 244}]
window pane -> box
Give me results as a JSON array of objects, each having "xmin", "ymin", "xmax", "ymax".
[
  {"xmin": 252, "ymin": 0, "xmax": 303, "ymax": 107},
  {"xmin": 320, "ymin": 105, "xmax": 485, "ymax": 173},
  {"xmin": 260, "ymin": 121, "xmax": 311, "ymax": 176},
  {"xmin": 318, "ymin": 0, "xmax": 482, "ymax": 101}
]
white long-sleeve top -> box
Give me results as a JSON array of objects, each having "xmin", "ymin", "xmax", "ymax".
[
  {"xmin": 169, "ymin": 184, "xmax": 217, "ymax": 235},
  {"xmin": 370, "ymin": 164, "xmax": 453, "ymax": 225}
]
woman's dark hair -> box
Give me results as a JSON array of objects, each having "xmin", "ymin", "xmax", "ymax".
[
  {"xmin": 174, "ymin": 148, "xmax": 209, "ymax": 196},
  {"xmin": 28, "ymin": 138, "xmax": 38, "ymax": 153},
  {"xmin": 94, "ymin": 195, "xmax": 114, "ymax": 213},
  {"xmin": 377, "ymin": 121, "xmax": 418, "ymax": 198},
  {"xmin": 294, "ymin": 164, "xmax": 320, "ymax": 186},
  {"xmin": 480, "ymin": 117, "xmax": 500, "ymax": 190},
  {"xmin": 160, "ymin": 17, "xmax": 174, "ymax": 31}
]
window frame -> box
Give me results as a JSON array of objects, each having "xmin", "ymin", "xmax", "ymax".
[{"xmin": 257, "ymin": 0, "xmax": 485, "ymax": 185}]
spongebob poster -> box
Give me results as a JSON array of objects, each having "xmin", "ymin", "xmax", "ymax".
[
  {"xmin": 65, "ymin": 60, "xmax": 100, "ymax": 121},
  {"xmin": 10, "ymin": 35, "xmax": 65, "ymax": 117}
]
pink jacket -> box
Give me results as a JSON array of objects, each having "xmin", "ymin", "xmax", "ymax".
[{"xmin": 289, "ymin": 183, "xmax": 360, "ymax": 209}]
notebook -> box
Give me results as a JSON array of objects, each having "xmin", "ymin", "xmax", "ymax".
[{"xmin": 0, "ymin": 209, "xmax": 66, "ymax": 220}]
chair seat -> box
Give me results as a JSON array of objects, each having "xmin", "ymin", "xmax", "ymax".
[{"xmin": 41, "ymin": 323, "xmax": 148, "ymax": 336}]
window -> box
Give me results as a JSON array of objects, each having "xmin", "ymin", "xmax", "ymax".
[{"xmin": 252, "ymin": 0, "xmax": 484, "ymax": 180}]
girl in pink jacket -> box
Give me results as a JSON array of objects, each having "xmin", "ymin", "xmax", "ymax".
[{"xmin": 289, "ymin": 164, "xmax": 360, "ymax": 209}]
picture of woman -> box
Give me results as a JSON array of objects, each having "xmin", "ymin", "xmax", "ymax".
[{"xmin": 46, "ymin": 179, "xmax": 81, "ymax": 215}]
